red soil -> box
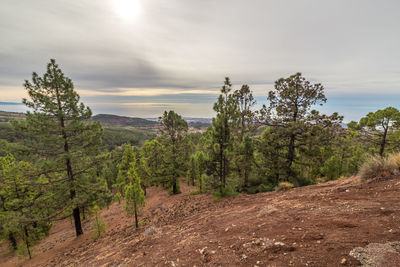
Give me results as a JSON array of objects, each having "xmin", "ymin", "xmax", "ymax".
[{"xmin": 2, "ymin": 176, "xmax": 400, "ymax": 267}]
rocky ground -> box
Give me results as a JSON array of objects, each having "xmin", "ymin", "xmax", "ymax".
[{"xmin": 1, "ymin": 176, "xmax": 400, "ymax": 267}]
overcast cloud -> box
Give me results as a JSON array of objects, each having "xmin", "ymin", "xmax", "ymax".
[{"xmin": 1, "ymin": 0, "xmax": 400, "ymax": 120}]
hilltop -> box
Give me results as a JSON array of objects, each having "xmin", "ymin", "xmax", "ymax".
[
  {"xmin": 0, "ymin": 111, "xmax": 156, "ymax": 150},
  {"xmin": 92, "ymin": 114, "xmax": 158, "ymax": 128},
  {"xmin": 0, "ymin": 111, "xmax": 25, "ymax": 122},
  {"xmin": 2, "ymin": 176, "xmax": 400, "ymax": 266}
]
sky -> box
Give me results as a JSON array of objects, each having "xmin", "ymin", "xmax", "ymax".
[{"xmin": 1, "ymin": 0, "xmax": 400, "ymax": 121}]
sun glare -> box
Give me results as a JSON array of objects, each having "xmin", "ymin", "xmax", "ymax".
[{"xmin": 113, "ymin": 0, "xmax": 141, "ymax": 20}]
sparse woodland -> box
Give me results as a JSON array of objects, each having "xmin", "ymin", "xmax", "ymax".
[{"xmin": 2, "ymin": 59, "xmax": 400, "ymax": 259}]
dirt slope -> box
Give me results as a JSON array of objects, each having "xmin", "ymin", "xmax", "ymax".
[{"xmin": 2, "ymin": 176, "xmax": 400, "ymax": 267}]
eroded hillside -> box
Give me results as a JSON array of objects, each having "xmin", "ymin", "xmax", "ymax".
[{"xmin": 2, "ymin": 176, "xmax": 400, "ymax": 267}]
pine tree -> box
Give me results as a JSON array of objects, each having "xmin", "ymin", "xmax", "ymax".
[
  {"xmin": 141, "ymin": 139, "xmax": 167, "ymax": 186},
  {"xmin": 158, "ymin": 111, "xmax": 188, "ymax": 194},
  {"xmin": 209, "ymin": 77, "xmax": 238, "ymax": 192},
  {"xmin": 116, "ymin": 143, "xmax": 136, "ymax": 194},
  {"xmin": 357, "ymin": 107, "xmax": 400, "ymax": 156},
  {"xmin": 232, "ymin": 84, "xmax": 257, "ymax": 140},
  {"xmin": 231, "ymin": 84, "xmax": 257, "ymax": 189},
  {"xmin": 0, "ymin": 154, "xmax": 52, "ymax": 259},
  {"xmin": 91, "ymin": 204, "xmax": 107, "ymax": 239},
  {"xmin": 12, "ymin": 59, "xmax": 104, "ymax": 237},
  {"xmin": 237, "ymin": 133, "xmax": 255, "ymax": 189},
  {"xmin": 261, "ymin": 73, "xmax": 328, "ymax": 182},
  {"xmin": 124, "ymin": 163, "xmax": 145, "ymax": 228}
]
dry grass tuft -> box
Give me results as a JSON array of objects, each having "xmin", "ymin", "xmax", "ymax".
[
  {"xmin": 358, "ymin": 153, "xmax": 400, "ymax": 182},
  {"xmin": 276, "ymin": 181, "xmax": 295, "ymax": 191}
]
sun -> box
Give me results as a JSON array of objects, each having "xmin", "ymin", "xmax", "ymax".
[{"xmin": 113, "ymin": 0, "xmax": 141, "ymax": 21}]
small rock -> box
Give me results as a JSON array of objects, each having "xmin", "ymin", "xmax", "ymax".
[
  {"xmin": 241, "ymin": 254, "xmax": 248, "ymax": 259},
  {"xmin": 199, "ymin": 247, "xmax": 207, "ymax": 255},
  {"xmin": 143, "ymin": 226, "xmax": 161, "ymax": 237},
  {"xmin": 340, "ymin": 258, "xmax": 347, "ymax": 265}
]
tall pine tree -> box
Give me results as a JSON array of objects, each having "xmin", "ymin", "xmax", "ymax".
[
  {"xmin": 12, "ymin": 59, "xmax": 104, "ymax": 237},
  {"xmin": 159, "ymin": 111, "xmax": 188, "ymax": 194},
  {"xmin": 209, "ymin": 78, "xmax": 237, "ymax": 191}
]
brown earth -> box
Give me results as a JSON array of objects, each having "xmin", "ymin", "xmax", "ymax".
[{"xmin": 1, "ymin": 176, "xmax": 400, "ymax": 267}]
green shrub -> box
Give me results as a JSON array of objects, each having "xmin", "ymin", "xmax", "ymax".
[
  {"xmin": 91, "ymin": 205, "xmax": 107, "ymax": 239},
  {"xmin": 168, "ymin": 180, "xmax": 181, "ymax": 195},
  {"xmin": 189, "ymin": 190, "xmax": 201, "ymax": 195},
  {"xmin": 257, "ymin": 183, "xmax": 274, "ymax": 192},
  {"xmin": 213, "ymin": 185, "xmax": 238, "ymax": 201},
  {"xmin": 321, "ymin": 155, "xmax": 342, "ymax": 180},
  {"xmin": 248, "ymin": 176, "xmax": 262, "ymax": 187},
  {"xmin": 244, "ymin": 186, "xmax": 258, "ymax": 194}
]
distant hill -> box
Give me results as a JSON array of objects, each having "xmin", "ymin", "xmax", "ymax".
[
  {"xmin": 0, "ymin": 110, "xmax": 25, "ymax": 122},
  {"xmin": 92, "ymin": 114, "xmax": 158, "ymax": 127}
]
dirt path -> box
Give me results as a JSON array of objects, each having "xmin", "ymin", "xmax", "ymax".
[{"xmin": 2, "ymin": 177, "xmax": 400, "ymax": 266}]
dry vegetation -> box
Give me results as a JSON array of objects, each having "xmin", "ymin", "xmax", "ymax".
[{"xmin": 358, "ymin": 152, "xmax": 400, "ymax": 182}]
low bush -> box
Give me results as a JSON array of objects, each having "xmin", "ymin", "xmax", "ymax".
[
  {"xmin": 167, "ymin": 181, "xmax": 181, "ymax": 195},
  {"xmin": 321, "ymin": 154, "xmax": 342, "ymax": 181},
  {"xmin": 244, "ymin": 186, "xmax": 258, "ymax": 194},
  {"xmin": 257, "ymin": 184, "xmax": 274, "ymax": 192},
  {"xmin": 213, "ymin": 185, "xmax": 238, "ymax": 201},
  {"xmin": 91, "ymin": 205, "xmax": 107, "ymax": 240},
  {"xmin": 358, "ymin": 154, "xmax": 398, "ymax": 182},
  {"xmin": 276, "ymin": 181, "xmax": 294, "ymax": 191},
  {"xmin": 387, "ymin": 152, "xmax": 400, "ymax": 174},
  {"xmin": 189, "ymin": 190, "xmax": 201, "ymax": 195}
]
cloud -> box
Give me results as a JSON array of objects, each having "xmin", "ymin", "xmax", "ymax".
[{"xmin": 1, "ymin": 0, "xmax": 400, "ymax": 118}]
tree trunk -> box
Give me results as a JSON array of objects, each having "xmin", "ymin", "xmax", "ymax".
[
  {"xmin": 24, "ymin": 226, "xmax": 32, "ymax": 260},
  {"xmin": 244, "ymin": 169, "xmax": 249, "ymax": 189},
  {"xmin": 8, "ymin": 232, "xmax": 17, "ymax": 250},
  {"xmin": 379, "ymin": 128, "xmax": 388, "ymax": 156},
  {"xmin": 223, "ymin": 155, "xmax": 227, "ymax": 188},
  {"xmin": 134, "ymin": 202, "xmax": 139, "ymax": 229},
  {"xmin": 141, "ymin": 184, "xmax": 147, "ymax": 196},
  {"xmin": 288, "ymin": 134, "xmax": 295, "ymax": 168},
  {"xmin": 287, "ymin": 133, "xmax": 296, "ymax": 180},
  {"xmin": 172, "ymin": 179, "xmax": 178, "ymax": 194},
  {"xmin": 219, "ymin": 141, "xmax": 224, "ymax": 191},
  {"xmin": 56, "ymin": 87, "xmax": 83, "ymax": 237},
  {"xmin": 72, "ymin": 207, "xmax": 83, "ymax": 236}
]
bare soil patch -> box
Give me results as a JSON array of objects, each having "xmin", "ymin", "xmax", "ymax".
[{"xmin": 2, "ymin": 177, "xmax": 400, "ymax": 266}]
